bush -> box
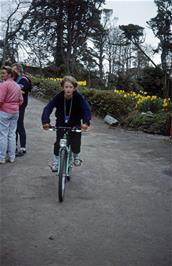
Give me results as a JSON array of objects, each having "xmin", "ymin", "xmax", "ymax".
[
  {"xmin": 123, "ymin": 111, "xmax": 171, "ymax": 135},
  {"xmin": 81, "ymin": 89, "xmax": 131, "ymax": 120},
  {"xmin": 30, "ymin": 76, "xmax": 61, "ymax": 98},
  {"xmin": 29, "ymin": 76, "xmax": 172, "ymax": 136},
  {"xmin": 137, "ymin": 97, "xmax": 163, "ymax": 113}
]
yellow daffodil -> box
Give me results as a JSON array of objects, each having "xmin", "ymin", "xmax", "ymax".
[{"xmin": 47, "ymin": 77, "xmax": 87, "ymax": 86}]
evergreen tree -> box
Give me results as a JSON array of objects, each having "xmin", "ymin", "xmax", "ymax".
[
  {"xmin": 24, "ymin": 0, "xmax": 105, "ymax": 73},
  {"xmin": 147, "ymin": 0, "xmax": 172, "ymax": 97}
]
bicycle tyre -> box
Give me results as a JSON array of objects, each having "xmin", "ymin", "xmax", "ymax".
[{"xmin": 58, "ymin": 148, "xmax": 67, "ymax": 202}]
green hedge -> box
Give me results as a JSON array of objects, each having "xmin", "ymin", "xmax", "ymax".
[
  {"xmin": 80, "ymin": 88, "xmax": 133, "ymax": 119},
  {"xmin": 30, "ymin": 76, "xmax": 62, "ymax": 98},
  {"xmin": 80, "ymin": 88, "xmax": 172, "ymax": 136},
  {"xmin": 30, "ymin": 77, "xmax": 172, "ymax": 136}
]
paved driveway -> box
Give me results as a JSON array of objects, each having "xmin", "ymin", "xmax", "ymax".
[{"xmin": 0, "ymin": 96, "xmax": 172, "ymax": 266}]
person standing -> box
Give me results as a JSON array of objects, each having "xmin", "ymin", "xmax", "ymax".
[
  {"xmin": 12, "ymin": 63, "xmax": 30, "ymax": 156},
  {"xmin": 0, "ymin": 66, "xmax": 23, "ymax": 163}
]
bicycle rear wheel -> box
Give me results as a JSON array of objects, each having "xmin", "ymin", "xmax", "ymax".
[{"xmin": 58, "ymin": 148, "xmax": 67, "ymax": 202}]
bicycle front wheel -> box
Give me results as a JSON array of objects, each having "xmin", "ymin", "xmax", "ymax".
[{"xmin": 58, "ymin": 148, "xmax": 67, "ymax": 202}]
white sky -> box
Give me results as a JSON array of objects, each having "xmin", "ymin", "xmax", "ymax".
[{"xmin": 104, "ymin": 0, "xmax": 161, "ymax": 63}]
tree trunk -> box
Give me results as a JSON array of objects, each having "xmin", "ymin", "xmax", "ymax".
[{"xmin": 161, "ymin": 47, "xmax": 169, "ymax": 98}]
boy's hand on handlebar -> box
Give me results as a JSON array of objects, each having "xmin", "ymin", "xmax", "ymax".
[{"xmin": 42, "ymin": 123, "xmax": 51, "ymax": 130}]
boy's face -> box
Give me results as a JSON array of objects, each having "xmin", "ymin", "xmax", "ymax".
[{"xmin": 63, "ymin": 81, "xmax": 75, "ymax": 98}]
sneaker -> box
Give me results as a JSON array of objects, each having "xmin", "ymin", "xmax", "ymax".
[
  {"xmin": 74, "ymin": 158, "xmax": 82, "ymax": 166},
  {"xmin": 51, "ymin": 164, "xmax": 58, "ymax": 172},
  {"xmin": 73, "ymin": 153, "xmax": 82, "ymax": 167},
  {"xmin": 50, "ymin": 155, "xmax": 59, "ymax": 172},
  {"xmin": 16, "ymin": 150, "xmax": 26, "ymax": 157},
  {"xmin": 0, "ymin": 159, "xmax": 6, "ymax": 164},
  {"xmin": 8, "ymin": 159, "xmax": 15, "ymax": 163}
]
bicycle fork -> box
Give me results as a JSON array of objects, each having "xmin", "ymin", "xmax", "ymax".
[{"xmin": 58, "ymin": 147, "xmax": 73, "ymax": 177}]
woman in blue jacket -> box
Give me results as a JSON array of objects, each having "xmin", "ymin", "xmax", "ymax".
[{"xmin": 41, "ymin": 75, "xmax": 91, "ymax": 171}]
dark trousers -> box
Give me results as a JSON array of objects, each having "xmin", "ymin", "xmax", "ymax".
[
  {"xmin": 16, "ymin": 105, "xmax": 26, "ymax": 148},
  {"xmin": 54, "ymin": 131, "xmax": 81, "ymax": 156}
]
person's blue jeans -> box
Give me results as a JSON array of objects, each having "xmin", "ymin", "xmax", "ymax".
[{"xmin": 0, "ymin": 111, "xmax": 19, "ymax": 161}]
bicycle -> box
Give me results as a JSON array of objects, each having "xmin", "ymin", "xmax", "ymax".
[{"xmin": 49, "ymin": 126, "xmax": 81, "ymax": 202}]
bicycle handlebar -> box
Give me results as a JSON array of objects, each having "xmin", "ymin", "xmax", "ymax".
[{"xmin": 48, "ymin": 126, "xmax": 81, "ymax": 133}]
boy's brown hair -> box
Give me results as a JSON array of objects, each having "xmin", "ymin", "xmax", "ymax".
[{"xmin": 61, "ymin": 75, "xmax": 78, "ymax": 88}]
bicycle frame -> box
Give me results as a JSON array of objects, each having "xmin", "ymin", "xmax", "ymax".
[
  {"xmin": 50, "ymin": 126, "xmax": 81, "ymax": 176},
  {"xmin": 48, "ymin": 126, "xmax": 81, "ymax": 202},
  {"xmin": 58, "ymin": 131, "xmax": 73, "ymax": 177}
]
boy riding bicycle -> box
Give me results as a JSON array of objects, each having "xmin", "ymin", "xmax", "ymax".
[{"xmin": 41, "ymin": 75, "xmax": 91, "ymax": 171}]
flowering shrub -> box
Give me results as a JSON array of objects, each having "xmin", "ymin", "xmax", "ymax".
[
  {"xmin": 114, "ymin": 89, "xmax": 172, "ymax": 113},
  {"xmin": 47, "ymin": 77, "xmax": 87, "ymax": 86},
  {"xmin": 30, "ymin": 76, "xmax": 87, "ymax": 98},
  {"xmin": 30, "ymin": 76, "xmax": 61, "ymax": 98},
  {"xmin": 30, "ymin": 76, "xmax": 172, "ymax": 135}
]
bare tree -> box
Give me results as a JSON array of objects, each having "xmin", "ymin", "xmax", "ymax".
[{"xmin": 1, "ymin": 0, "xmax": 31, "ymax": 64}]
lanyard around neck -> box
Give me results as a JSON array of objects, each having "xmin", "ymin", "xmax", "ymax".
[{"xmin": 64, "ymin": 97, "xmax": 73, "ymax": 123}]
